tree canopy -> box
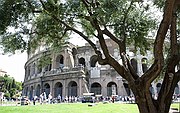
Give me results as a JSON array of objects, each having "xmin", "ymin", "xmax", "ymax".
[
  {"xmin": 0, "ymin": 74, "xmax": 22, "ymax": 99},
  {"xmin": 0, "ymin": 0, "xmax": 180, "ymax": 113}
]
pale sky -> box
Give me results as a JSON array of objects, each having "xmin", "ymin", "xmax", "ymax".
[{"xmin": 0, "ymin": 52, "xmax": 27, "ymax": 82}]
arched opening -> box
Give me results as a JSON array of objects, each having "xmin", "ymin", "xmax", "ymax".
[
  {"xmin": 29, "ymin": 86, "xmax": 33, "ymax": 100},
  {"xmin": 90, "ymin": 55, "xmax": 98, "ymax": 67},
  {"xmin": 91, "ymin": 82, "xmax": 101, "ymax": 95},
  {"xmin": 141, "ymin": 58, "xmax": 148, "ymax": 73},
  {"xmin": 56, "ymin": 55, "xmax": 64, "ymax": 69},
  {"xmin": 149, "ymin": 84, "xmax": 155, "ymax": 95},
  {"xmin": 36, "ymin": 84, "xmax": 41, "ymax": 97},
  {"xmin": 54, "ymin": 82, "xmax": 63, "ymax": 98},
  {"xmin": 156, "ymin": 83, "xmax": 162, "ymax": 94},
  {"xmin": 123, "ymin": 83, "xmax": 131, "ymax": 96},
  {"xmin": 79, "ymin": 57, "xmax": 85, "ymax": 67},
  {"xmin": 130, "ymin": 59, "xmax": 138, "ymax": 73},
  {"xmin": 68, "ymin": 81, "xmax": 77, "ymax": 96},
  {"xmin": 174, "ymin": 84, "xmax": 179, "ymax": 95},
  {"xmin": 107, "ymin": 82, "xmax": 117, "ymax": 96},
  {"xmin": 44, "ymin": 83, "xmax": 50, "ymax": 98}
]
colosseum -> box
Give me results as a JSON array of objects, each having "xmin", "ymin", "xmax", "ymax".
[{"xmin": 22, "ymin": 39, "xmax": 180, "ymax": 100}]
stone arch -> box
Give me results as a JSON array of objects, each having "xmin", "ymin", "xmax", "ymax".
[
  {"xmin": 79, "ymin": 57, "xmax": 85, "ymax": 66},
  {"xmin": 90, "ymin": 55, "xmax": 98, "ymax": 67},
  {"xmin": 68, "ymin": 81, "xmax": 77, "ymax": 96},
  {"xmin": 29, "ymin": 86, "xmax": 33, "ymax": 100},
  {"xmin": 174, "ymin": 84, "xmax": 179, "ymax": 95},
  {"xmin": 141, "ymin": 58, "xmax": 148, "ymax": 73},
  {"xmin": 130, "ymin": 58, "xmax": 138, "ymax": 73},
  {"xmin": 156, "ymin": 83, "xmax": 162, "ymax": 94},
  {"xmin": 107, "ymin": 82, "xmax": 117, "ymax": 96},
  {"xmin": 123, "ymin": 83, "xmax": 131, "ymax": 96},
  {"xmin": 44, "ymin": 83, "xmax": 50, "ymax": 98},
  {"xmin": 56, "ymin": 54, "xmax": 64, "ymax": 69},
  {"xmin": 54, "ymin": 82, "xmax": 63, "ymax": 98},
  {"xmin": 90, "ymin": 82, "xmax": 101, "ymax": 95},
  {"xmin": 36, "ymin": 84, "xmax": 41, "ymax": 97}
]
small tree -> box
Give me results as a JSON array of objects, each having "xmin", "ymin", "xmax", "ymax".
[{"xmin": 0, "ymin": 0, "xmax": 180, "ymax": 113}]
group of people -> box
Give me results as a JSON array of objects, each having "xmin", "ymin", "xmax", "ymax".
[
  {"xmin": 32, "ymin": 92, "xmax": 52, "ymax": 105},
  {"xmin": 31, "ymin": 93, "xmax": 136, "ymax": 105}
]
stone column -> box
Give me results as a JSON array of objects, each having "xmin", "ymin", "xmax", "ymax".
[
  {"xmin": 62, "ymin": 80, "xmax": 66, "ymax": 97},
  {"xmin": 78, "ymin": 78, "xmax": 82, "ymax": 96},
  {"xmin": 50, "ymin": 81, "xmax": 54, "ymax": 96},
  {"xmin": 51, "ymin": 53, "xmax": 56, "ymax": 70}
]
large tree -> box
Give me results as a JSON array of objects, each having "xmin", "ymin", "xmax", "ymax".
[{"xmin": 0, "ymin": 0, "xmax": 180, "ymax": 113}]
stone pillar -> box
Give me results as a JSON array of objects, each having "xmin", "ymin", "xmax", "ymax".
[
  {"xmin": 62, "ymin": 80, "xmax": 66, "ymax": 97},
  {"xmin": 51, "ymin": 53, "xmax": 57, "ymax": 70},
  {"xmin": 101, "ymin": 78, "xmax": 107, "ymax": 96},
  {"xmin": 102, "ymin": 86, "xmax": 107, "ymax": 96},
  {"xmin": 50, "ymin": 81, "xmax": 54, "ymax": 96},
  {"xmin": 78, "ymin": 78, "xmax": 82, "ymax": 96}
]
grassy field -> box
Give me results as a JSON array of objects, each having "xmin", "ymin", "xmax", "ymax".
[{"xmin": 0, "ymin": 102, "xmax": 179, "ymax": 113}]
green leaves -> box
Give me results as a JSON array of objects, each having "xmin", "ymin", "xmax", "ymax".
[
  {"xmin": 0, "ymin": 32, "xmax": 27, "ymax": 54},
  {"xmin": 38, "ymin": 55, "xmax": 52, "ymax": 68},
  {"xmin": 0, "ymin": 0, "xmax": 160, "ymax": 55}
]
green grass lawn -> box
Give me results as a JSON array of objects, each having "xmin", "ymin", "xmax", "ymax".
[{"xmin": 0, "ymin": 102, "xmax": 179, "ymax": 113}]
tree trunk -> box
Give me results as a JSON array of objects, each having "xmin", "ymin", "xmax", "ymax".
[{"xmin": 131, "ymin": 81, "xmax": 176, "ymax": 113}]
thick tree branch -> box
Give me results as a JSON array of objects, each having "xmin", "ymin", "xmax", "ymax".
[
  {"xmin": 157, "ymin": 6, "xmax": 179, "ymax": 113},
  {"xmin": 141, "ymin": 0, "xmax": 175, "ymax": 83}
]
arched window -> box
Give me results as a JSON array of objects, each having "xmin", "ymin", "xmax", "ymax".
[
  {"xmin": 79, "ymin": 57, "xmax": 85, "ymax": 67},
  {"xmin": 90, "ymin": 55, "xmax": 99, "ymax": 67},
  {"xmin": 123, "ymin": 83, "xmax": 131, "ymax": 96},
  {"xmin": 141, "ymin": 58, "xmax": 148, "ymax": 73},
  {"xmin": 56, "ymin": 55, "xmax": 64, "ymax": 69},
  {"xmin": 36, "ymin": 84, "xmax": 41, "ymax": 97},
  {"xmin": 107, "ymin": 82, "xmax": 117, "ymax": 96},
  {"xmin": 68, "ymin": 81, "xmax": 77, "ymax": 96},
  {"xmin": 149, "ymin": 84, "xmax": 155, "ymax": 95},
  {"xmin": 54, "ymin": 82, "xmax": 63, "ymax": 97},
  {"xmin": 44, "ymin": 83, "xmax": 50, "ymax": 98},
  {"xmin": 91, "ymin": 82, "xmax": 101, "ymax": 95},
  {"xmin": 156, "ymin": 83, "xmax": 162, "ymax": 94}
]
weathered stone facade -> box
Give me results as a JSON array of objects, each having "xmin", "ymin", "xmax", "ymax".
[{"xmin": 22, "ymin": 39, "xmax": 180, "ymax": 100}]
